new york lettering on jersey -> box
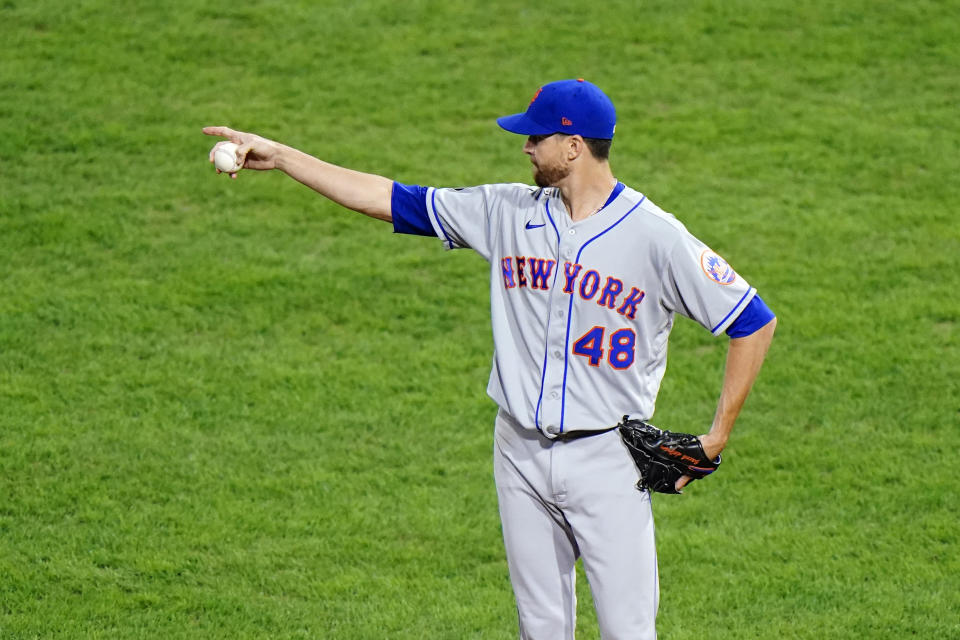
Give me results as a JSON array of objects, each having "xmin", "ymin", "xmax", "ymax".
[{"xmin": 501, "ymin": 257, "xmax": 647, "ymax": 320}]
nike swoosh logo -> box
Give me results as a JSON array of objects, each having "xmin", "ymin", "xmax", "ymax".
[{"xmin": 525, "ymin": 221, "xmax": 546, "ymax": 230}]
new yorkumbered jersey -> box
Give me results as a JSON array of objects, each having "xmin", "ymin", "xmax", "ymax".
[{"xmin": 422, "ymin": 182, "xmax": 756, "ymax": 435}]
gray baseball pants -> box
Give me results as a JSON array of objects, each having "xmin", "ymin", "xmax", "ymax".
[{"xmin": 493, "ymin": 408, "xmax": 659, "ymax": 639}]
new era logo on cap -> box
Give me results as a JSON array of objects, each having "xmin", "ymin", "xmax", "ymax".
[{"xmin": 497, "ymin": 78, "xmax": 616, "ymax": 140}]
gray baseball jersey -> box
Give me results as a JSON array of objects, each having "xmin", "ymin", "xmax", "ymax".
[{"xmin": 422, "ymin": 182, "xmax": 756, "ymax": 435}]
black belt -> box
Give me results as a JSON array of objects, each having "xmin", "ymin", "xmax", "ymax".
[{"xmin": 551, "ymin": 425, "xmax": 619, "ymax": 442}]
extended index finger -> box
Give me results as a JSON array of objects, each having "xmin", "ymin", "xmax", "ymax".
[{"xmin": 202, "ymin": 126, "xmax": 241, "ymax": 142}]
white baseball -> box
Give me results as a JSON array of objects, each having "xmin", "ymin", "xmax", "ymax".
[{"xmin": 213, "ymin": 142, "xmax": 243, "ymax": 173}]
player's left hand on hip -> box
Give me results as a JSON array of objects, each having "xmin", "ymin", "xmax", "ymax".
[
  {"xmin": 674, "ymin": 433, "xmax": 725, "ymax": 492},
  {"xmin": 698, "ymin": 432, "xmax": 726, "ymax": 461}
]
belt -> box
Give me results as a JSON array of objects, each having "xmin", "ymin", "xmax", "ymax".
[{"xmin": 551, "ymin": 425, "xmax": 620, "ymax": 442}]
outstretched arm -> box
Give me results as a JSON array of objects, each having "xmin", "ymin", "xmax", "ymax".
[{"xmin": 203, "ymin": 126, "xmax": 394, "ymax": 222}]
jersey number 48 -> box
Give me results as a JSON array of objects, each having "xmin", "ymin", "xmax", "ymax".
[{"xmin": 572, "ymin": 326, "xmax": 636, "ymax": 370}]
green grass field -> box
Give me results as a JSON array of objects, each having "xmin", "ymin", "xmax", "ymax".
[{"xmin": 2, "ymin": 1, "xmax": 958, "ymax": 637}]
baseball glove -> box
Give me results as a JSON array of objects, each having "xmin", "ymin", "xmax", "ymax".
[{"xmin": 618, "ymin": 416, "xmax": 721, "ymax": 494}]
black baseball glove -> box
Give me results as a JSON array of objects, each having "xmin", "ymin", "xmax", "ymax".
[{"xmin": 618, "ymin": 416, "xmax": 721, "ymax": 494}]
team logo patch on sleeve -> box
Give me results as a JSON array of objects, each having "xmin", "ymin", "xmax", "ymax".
[{"xmin": 699, "ymin": 250, "xmax": 738, "ymax": 285}]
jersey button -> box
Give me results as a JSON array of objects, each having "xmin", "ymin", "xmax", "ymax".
[
  {"xmin": 568, "ymin": 229, "xmax": 576, "ymax": 235},
  {"xmin": 553, "ymin": 350, "xmax": 562, "ymax": 358},
  {"xmin": 545, "ymin": 425, "xmax": 558, "ymax": 435},
  {"xmin": 550, "ymin": 391, "xmax": 559, "ymax": 399}
]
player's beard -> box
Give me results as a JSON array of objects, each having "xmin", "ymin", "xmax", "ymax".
[{"xmin": 532, "ymin": 159, "xmax": 571, "ymax": 187}]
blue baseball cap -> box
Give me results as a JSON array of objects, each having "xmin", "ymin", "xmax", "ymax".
[{"xmin": 497, "ymin": 79, "xmax": 616, "ymax": 140}]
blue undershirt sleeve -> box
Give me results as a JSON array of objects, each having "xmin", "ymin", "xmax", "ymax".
[
  {"xmin": 391, "ymin": 182, "xmax": 434, "ymax": 237},
  {"xmin": 726, "ymin": 294, "xmax": 776, "ymax": 338}
]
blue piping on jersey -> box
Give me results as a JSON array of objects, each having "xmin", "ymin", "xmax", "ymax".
[
  {"xmin": 430, "ymin": 188, "xmax": 455, "ymax": 247},
  {"xmin": 545, "ymin": 197, "xmax": 561, "ymax": 243},
  {"xmin": 710, "ymin": 288, "xmax": 754, "ymax": 334},
  {"xmin": 556, "ymin": 194, "xmax": 646, "ymax": 434},
  {"xmin": 533, "ymin": 198, "xmax": 566, "ymax": 433}
]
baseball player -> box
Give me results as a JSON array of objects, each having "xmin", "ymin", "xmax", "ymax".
[{"xmin": 204, "ymin": 78, "xmax": 776, "ymax": 639}]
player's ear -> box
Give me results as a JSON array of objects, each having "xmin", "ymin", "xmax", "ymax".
[{"xmin": 566, "ymin": 135, "xmax": 585, "ymax": 161}]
